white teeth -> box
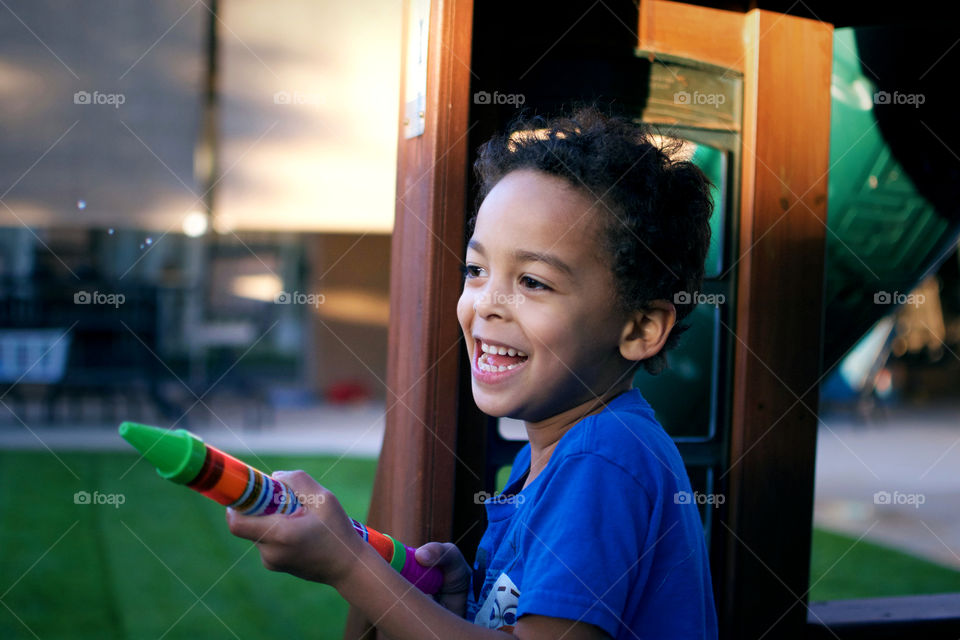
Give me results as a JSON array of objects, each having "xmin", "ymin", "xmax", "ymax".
[
  {"xmin": 478, "ymin": 340, "xmax": 527, "ymax": 357},
  {"xmin": 475, "ymin": 340, "xmax": 530, "ymax": 374},
  {"xmin": 476, "ymin": 352, "xmax": 525, "ymax": 373}
]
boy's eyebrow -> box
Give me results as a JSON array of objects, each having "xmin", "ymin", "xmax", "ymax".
[
  {"xmin": 513, "ymin": 249, "xmax": 574, "ymax": 276},
  {"xmin": 467, "ymin": 240, "xmax": 573, "ymax": 276}
]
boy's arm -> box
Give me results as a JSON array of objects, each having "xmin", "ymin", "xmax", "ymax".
[
  {"xmin": 226, "ymin": 470, "xmax": 608, "ymax": 640},
  {"xmin": 336, "ymin": 546, "xmax": 609, "ymax": 640},
  {"xmin": 335, "ymin": 542, "xmax": 506, "ymax": 639}
]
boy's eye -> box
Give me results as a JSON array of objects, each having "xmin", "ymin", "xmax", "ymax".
[
  {"xmin": 520, "ymin": 275, "xmax": 549, "ymax": 291},
  {"xmin": 461, "ymin": 264, "xmax": 485, "ymax": 279}
]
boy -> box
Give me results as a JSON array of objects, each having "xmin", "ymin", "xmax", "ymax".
[{"xmin": 228, "ymin": 107, "xmax": 718, "ymax": 639}]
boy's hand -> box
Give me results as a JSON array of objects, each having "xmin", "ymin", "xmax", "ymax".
[
  {"xmin": 414, "ymin": 542, "xmax": 471, "ymax": 618},
  {"xmin": 225, "ymin": 470, "xmax": 365, "ymax": 588}
]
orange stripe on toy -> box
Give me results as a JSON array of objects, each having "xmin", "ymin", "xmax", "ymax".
[{"xmin": 366, "ymin": 527, "xmax": 395, "ymax": 562}]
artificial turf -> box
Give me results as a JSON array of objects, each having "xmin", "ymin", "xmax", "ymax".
[
  {"xmin": 3, "ymin": 451, "xmax": 958, "ymax": 638},
  {"xmin": 0, "ymin": 450, "xmax": 377, "ymax": 639},
  {"xmin": 808, "ymin": 527, "xmax": 960, "ymax": 601}
]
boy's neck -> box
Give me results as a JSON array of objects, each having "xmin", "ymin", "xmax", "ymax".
[{"xmin": 522, "ymin": 381, "xmax": 633, "ymax": 487}]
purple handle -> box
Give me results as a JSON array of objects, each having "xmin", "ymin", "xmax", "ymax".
[{"xmin": 400, "ymin": 545, "xmax": 445, "ymax": 595}]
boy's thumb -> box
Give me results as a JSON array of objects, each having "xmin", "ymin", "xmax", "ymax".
[{"xmin": 415, "ymin": 543, "xmax": 439, "ymax": 565}]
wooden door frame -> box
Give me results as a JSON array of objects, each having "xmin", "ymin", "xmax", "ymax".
[
  {"xmin": 344, "ymin": 0, "xmax": 474, "ymax": 637},
  {"xmin": 639, "ymin": 3, "xmax": 833, "ymax": 637}
]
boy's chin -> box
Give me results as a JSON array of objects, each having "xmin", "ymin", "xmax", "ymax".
[
  {"xmin": 474, "ymin": 400, "xmax": 512, "ymax": 420},
  {"xmin": 472, "ymin": 390, "xmax": 520, "ymax": 420},
  {"xmin": 472, "ymin": 391, "xmax": 547, "ymax": 424}
]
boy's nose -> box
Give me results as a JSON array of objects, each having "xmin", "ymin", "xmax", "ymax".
[{"xmin": 473, "ymin": 289, "xmax": 510, "ymax": 319}]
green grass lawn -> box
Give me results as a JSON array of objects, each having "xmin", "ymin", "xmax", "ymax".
[
  {"xmin": 0, "ymin": 450, "xmax": 377, "ymax": 640},
  {"xmin": 808, "ymin": 527, "xmax": 960, "ymax": 601},
  {"xmin": 4, "ymin": 451, "xmax": 959, "ymax": 639}
]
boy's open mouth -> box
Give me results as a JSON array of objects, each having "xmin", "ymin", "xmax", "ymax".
[{"xmin": 476, "ymin": 338, "xmax": 528, "ymax": 373}]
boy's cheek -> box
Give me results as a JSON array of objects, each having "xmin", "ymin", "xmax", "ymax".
[{"xmin": 456, "ymin": 295, "xmax": 474, "ymax": 336}]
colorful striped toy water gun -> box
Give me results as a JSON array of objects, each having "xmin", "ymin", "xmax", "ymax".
[{"xmin": 118, "ymin": 422, "xmax": 443, "ymax": 595}]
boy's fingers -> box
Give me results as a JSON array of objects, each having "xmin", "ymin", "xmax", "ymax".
[
  {"xmin": 272, "ymin": 470, "xmax": 327, "ymax": 503},
  {"xmin": 415, "ymin": 542, "xmax": 470, "ymax": 616},
  {"xmin": 226, "ymin": 470, "xmax": 326, "ymax": 542},
  {"xmin": 414, "ymin": 542, "xmax": 447, "ymax": 566},
  {"xmin": 415, "ymin": 542, "xmax": 468, "ymax": 574},
  {"xmin": 225, "ymin": 507, "xmax": 284, "ymax": 542},
  {"xmin": 226, "ymin": 507, "xmax": 263, "ymax": 540}
]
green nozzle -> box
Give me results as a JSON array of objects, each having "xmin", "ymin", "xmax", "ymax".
[{"xmin": 118, "ymin": 422, "xmax": 207, "ymax": 484}]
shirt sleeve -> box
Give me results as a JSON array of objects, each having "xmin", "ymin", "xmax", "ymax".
[{"xmin": 515, "ymin": 452, "xmax": 655, "ymax": 637}]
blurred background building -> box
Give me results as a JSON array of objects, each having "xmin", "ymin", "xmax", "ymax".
[{"xmin": 0, "ymin": 0, "xmax": 399, "ymax": 435}]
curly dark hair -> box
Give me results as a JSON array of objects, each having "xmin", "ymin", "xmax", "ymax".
[{"xmin": 472, "ymin": 106, "xmax": 714, "ymax": 375}]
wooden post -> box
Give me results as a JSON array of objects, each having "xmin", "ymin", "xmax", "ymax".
[
  {"xmin": 343, "ymin": 0, "xmax": 474, "ymax": 637},
  {"xmin": 723, "ymin": 9, "xmax": 832, "ymax": 639},
  {"xmin": 639, "ymin": 2, "xmax": 833, "ymax": 636}
]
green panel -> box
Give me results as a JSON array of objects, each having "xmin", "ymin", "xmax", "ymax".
[
  {"xmin": 634, "ymin": 303, "xmax": 718, "ymax": 439},
  {"xmin": 823, "ymin": 27, "xmax": 956, "ymax": 365},
  {"xmin": 827, "ymin": 28, "xmax": 945, "ymax": 277},
  {"xmin": 691, "ymin": 144, "xmax": 727, "ymax": 278},
  {"xmin": 631, "ymin": 141, "xmax": 726, "ymax": 440}
]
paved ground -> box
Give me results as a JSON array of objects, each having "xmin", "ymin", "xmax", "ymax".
[
  {"xmin": 3, "ymin": 398, "xmax": 959, "ymax": 570},
  {"xmin": 0, "ymin": 402, "xmax": 387, "ymax": 457},
  {"xmin": 814, "ymin": 404, "xmax": 960, "ymax": 569}
]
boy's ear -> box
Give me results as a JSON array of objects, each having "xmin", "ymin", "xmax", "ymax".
[{"xmin": 618, "ymin": 300, "xmax": 677, "ymax": 362}]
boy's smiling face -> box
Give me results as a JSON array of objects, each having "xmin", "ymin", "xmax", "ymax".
[{"xmin": 457, "ymin": 169, "xmax": 635, "ymax": 422}]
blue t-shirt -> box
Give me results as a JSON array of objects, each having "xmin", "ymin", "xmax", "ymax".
[{"xmin": 466, "ymin": 389, "xmax": 718, "ymax": 639}]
